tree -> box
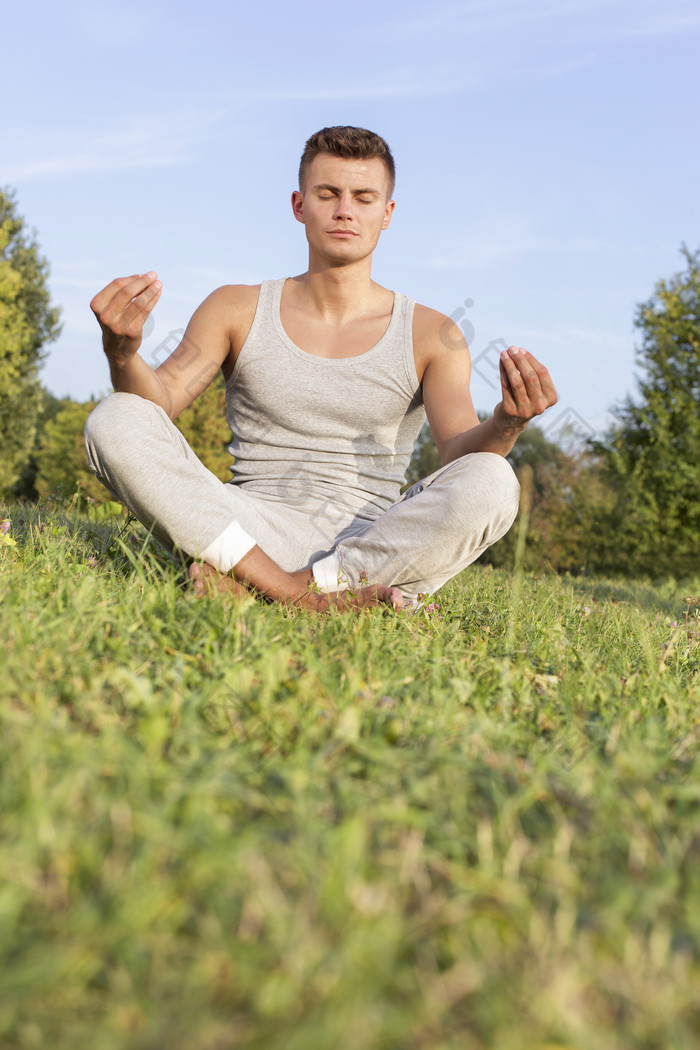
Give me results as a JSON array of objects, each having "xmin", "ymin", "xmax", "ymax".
[
  {"xmin": 0, "ymin": 189, "xmax": 62, "ymax": 496},
  {"xmin": 593, "ymin": 247, "xmax": 700, "ymax": 579},
  {"xmin": 174, "ymin": 373, "xmax": 233, "ymax": 481},
  {"xmin": 479, "ymin": 424, "xmax": 594, "ymax": 572},
  {"xmin": 32, "ymin": 375, "xmax": 233, "ymax": 506},
  {"xmin": 34, "ymin": 399, "xmax": 109, "ymax": 504},
  {"xmin": 13, "ymin": 387, "xmax": 72, "ymax": 499},
  {"xmin": 405, "ymin": 421, "xmax": 442, "ymax": 488},
  {"xmin": 405, "ymin": 412, "xmax": 491, "ymax": 488},
  {"xmin": 406, "ymin": 419, "xmax": 592, "ymax": 572}
]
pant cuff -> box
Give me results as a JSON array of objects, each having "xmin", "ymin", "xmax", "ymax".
[
  {"xmin": 199, "ymin": 521, "xmax": 256, "ymax": 573},
  {"xmin": 312, "ymin": 551, "xmax": 347, "ymax": 593}
]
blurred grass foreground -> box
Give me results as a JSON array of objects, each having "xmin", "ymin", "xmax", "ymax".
[{"xmin": 1, "ymin": 499, "xmax": 699, "ymax": 1050}]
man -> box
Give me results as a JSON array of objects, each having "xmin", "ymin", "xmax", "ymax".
[{"xmin": 85, "ymin": 126, "xmax": 557, "ymax": 613}]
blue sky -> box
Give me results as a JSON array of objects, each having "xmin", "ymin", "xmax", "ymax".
[{"xmin": 3, "ymin": 0, "xmax": 699, "ymax": 443}]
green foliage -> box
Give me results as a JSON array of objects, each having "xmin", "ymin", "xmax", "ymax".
[
  {"xmin": 0, "ymin": 189, "xmax": 61, "ymax": 496},
  {"xmin": 24, "ymin": 374, "xmax": 233, "ymax": 507},
  {"xmin": 482, "ymin": 424, "xmax": 577, "ymax": 572},
  {"xmin": 1, "ymin": 501, "xmax": 699, "ymax": 1048},
  {"xmin": 12, "ymin": 387, "xmax": 86, "ymax": 500},
  {"xmin": 173, "ymin": 372, "xmax": 233, "ymax": 481},
  {"xmin": 406, "ymin": 413, "xmax": 489, "ymax": 489},
  {"xmin": 405, "ymin": 421, "xmax": 442, "ymax": 487},
  {"xmin": 406, "ymin": 422, "xmax": 617, "ymax": 574},
  {"xmin": 408, "ymin": 247, "xmax": 700, "ymax": 582},
  {"xmin": 34, "ymin": 398, "xmax": 109, "ymax": 504},
  {"xmin": 594, "ymin": 246, "xmax": 700, "ymax": 578}
]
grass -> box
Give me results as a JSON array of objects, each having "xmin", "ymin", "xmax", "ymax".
[{"xmin": 1, "ymin": 499, "xmax": 699, "ymax": 1050}]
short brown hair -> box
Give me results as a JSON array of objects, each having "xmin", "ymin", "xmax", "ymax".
[{"xmin": 298, "ymin": 126, "xmax": 396, "ymax": 198}]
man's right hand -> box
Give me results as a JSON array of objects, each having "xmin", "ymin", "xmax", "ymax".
[{"xmin": 90, "ymin": 272, "xmax": 162, "ymax": 366}]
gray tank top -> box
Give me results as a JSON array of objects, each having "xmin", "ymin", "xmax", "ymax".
[{"xmin": 225, "ymin": 278, "xmax": 426, "ymax": 521}]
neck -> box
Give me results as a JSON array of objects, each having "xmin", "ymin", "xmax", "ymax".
[{"xmin": 292, "ymin": 258, "xmax": 378, "ymax": 321}]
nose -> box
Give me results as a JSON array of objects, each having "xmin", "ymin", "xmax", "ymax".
[{"xmin": 332, "ymin": 193, "xmax": 354, "ymax": 220}]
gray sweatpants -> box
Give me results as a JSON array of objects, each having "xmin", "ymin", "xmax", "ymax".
[{"xmin": 84, "ymin": 392, "xmax": 520, "ymax": 603}]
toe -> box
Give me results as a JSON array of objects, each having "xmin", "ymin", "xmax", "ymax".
[{"xmin": 388, "ymin": 587, "xmax": 404, "ymax": 611}]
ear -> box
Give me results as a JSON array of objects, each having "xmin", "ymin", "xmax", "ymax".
[
  {"xmin": 291, "ymin": 190, "xmax": 305, "ymax": 224},
  {"xmin": 381, "ymin": 199, "xmax": 396, "ymax": 230}
]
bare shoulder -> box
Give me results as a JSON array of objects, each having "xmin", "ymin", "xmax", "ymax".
[
  {"xmin": 194, "ymin": 284, "xmax": 261, "ymax": 356},
  {"xmin": 412, "ymin": 301, "xmax": 469, "ymax": 377},
  {"xmin": 413, "ymin": 302, "xmax": 456, "ymax": 341},
  {"xmin": 198, "ymin": 283, "xmax": 261, "ymax": 323}
]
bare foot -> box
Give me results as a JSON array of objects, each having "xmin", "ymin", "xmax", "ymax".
[
  {"xmin": 303, "ymin": 584, "xmax": 404, "ymax": 614},
  {"xmin": 190, "ymin": 561, "xmax": 403, "ymax": 614},
  {"xmin": 287, "ymin": 569, "xmax": 403, "ymax": 613},
  {"xmin": 189, "ymin": 562, "xmax": 251, "ymax": 600}
]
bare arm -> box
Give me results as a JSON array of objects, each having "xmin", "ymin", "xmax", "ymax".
[
  {"xmin": 92, "ymin": 274, "xmax": 400, "ymax": 613},
  {"xmin": 416, "ymin": 308, "xmax": 557, "ymax": 463},
  {"xmin": 90, "ymin": 274, "xmax": 249, "ymax": 418},
  {"xmin": 90, "ymin": 273, "xmax": 167, "ymax": 403},
  {"xmin": 213, "ymin": 546, "xmax": 404, "ymax": 612}
]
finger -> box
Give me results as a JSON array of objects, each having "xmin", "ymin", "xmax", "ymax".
[
  {"xmin": 384, "ymin": 586, "xmax": 404, "ymax": 611},
  {"xmin": 504, "ymin": 347, "xmax": 538, "ymax": 383},
  {"xmin": 96, "ymin": 277, "xmax": 162, "ymax": 337},
  {"xmin": 500, "ymin": 357, "xmax": 543, "ymax": 419},
  {"xmin": 90, "ymin": 272, "xmax": 159, "ymax": 318},
  {"xmin": 526, "ymin": 358, "xmax": 558, "ymax": 407},
  {"xmin": 499, "ymin": 356, "xmax": 517, "ymax": 408},
  {"xmin": 501, "ymin": 348, "xmax": 555, "ymax": 416},
  {"xmin": 121, "ymin": 283, "xmax": 162, "ymax": 338},
  {"xmin": 505, "ymin": 348, "xmax": 558, "ymax": 408},
  {"xmin": 90, "ymin": 274, "xmax": 142, "ymax": 316},
  {"xmin": 354, "ymin": 585, "xmax": 403, "ymax": 611},
  {"xmin": 499, "ymin": 352, "xmax": 528, "ymax": 409},
  {"xmin": 110, "ymin": 273, "xmax": 161, "ymax": 320},
  {"xmin": 511, "ymin": 349, "xmax": 556, "ymax": 391}
]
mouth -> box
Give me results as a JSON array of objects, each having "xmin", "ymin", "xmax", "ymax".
[{"xmin": 328, "ymin": 229, "xmax": 358, "ymax": 237}]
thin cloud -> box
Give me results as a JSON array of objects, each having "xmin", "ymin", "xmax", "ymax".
[
  {"xmin": 397, "ymin": 0, "xmax": 700, "ymax": 58},
  {"xmin": 622, "ymin": 9, "xmax": 700, "ymax": 36},
  {"xmin": 247, "ymin": 77, "xmax": 476, "ymax": 101},
  {"xmin": 424, "ymin": 234, "xmax": 611, "ymax": 269},
  {"xmin": 4, "ymin": 112, "xmax": 224, "ymax": 184},
  {"xmin": 8, "ymin": 150, "xmax": 177, "ymax": 182},
  {"xmin": 398, "ymin": 0, "xmax": 617, "ymax": 38}
]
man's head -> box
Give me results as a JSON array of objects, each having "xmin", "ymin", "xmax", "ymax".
[{"xmin": 298, "ymin": 126, "xmax": 395, "ymax": 200}]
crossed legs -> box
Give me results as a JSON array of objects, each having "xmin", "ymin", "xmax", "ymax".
[{"xmin": 85, "ymin": 392, "xmax": 520, "ymax": 608}]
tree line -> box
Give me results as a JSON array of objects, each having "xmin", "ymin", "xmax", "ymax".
[{"xmin": 2, "ymin": 187, "xmax": 698, "ymax": 580}]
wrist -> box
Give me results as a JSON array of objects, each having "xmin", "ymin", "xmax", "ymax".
[
  {"xmin": 103, "ymin": 331, "xmax": 142, "ymax": 367},
  {"xmin": 492, "ymin": 404, "xmax": 528, "ymax": 436},
  {"xmin": 106, "ymin": 350, "xmax": 140, "ymax": 377}
]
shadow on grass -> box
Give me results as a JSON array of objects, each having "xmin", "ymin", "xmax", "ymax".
[
  {"xmin": 6, "ymin": 497, "xmax": 124, "ymax": 549},
  {"xmin": 4, "ymin": 497, "xmax": 188, "ymax": 584},
  {"xmin": 566, "ymin": 573, "xmax": 697, "ymax": 619},
  {"xmin": 6, "ymin": 497, "xmax": 698, "ymax": 622}
]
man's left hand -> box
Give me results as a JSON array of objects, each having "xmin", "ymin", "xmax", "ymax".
[{"xmin": 494, "ymin": 346, "xmax": 558, "ymax": 431}]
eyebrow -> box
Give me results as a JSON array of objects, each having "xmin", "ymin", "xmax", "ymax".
[{"xmin": 312, "ymin": 183, "xmax": 381, "ymax": 196}]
